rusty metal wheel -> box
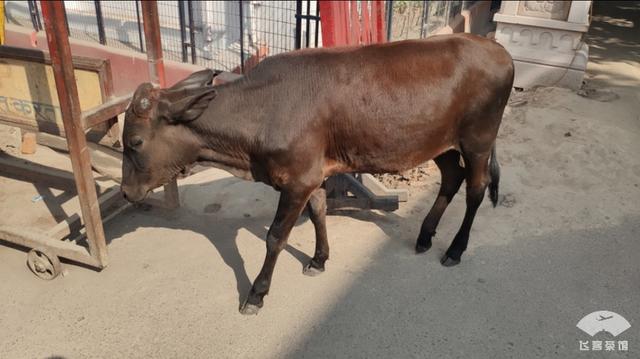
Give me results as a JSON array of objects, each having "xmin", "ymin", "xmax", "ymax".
[{"xmin": 26, "ymin": 247, "xmax": 62, "ymax": 280}]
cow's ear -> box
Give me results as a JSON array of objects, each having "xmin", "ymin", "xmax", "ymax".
[
  {"xmin": 168, "ymin": 69, "xmax": 218, "ymax": 91},
  {"xmin": 158, "ymin": 87, "xmax": 217, "ymax": 123}
]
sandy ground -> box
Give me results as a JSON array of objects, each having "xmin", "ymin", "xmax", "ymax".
[{"xmin": 1, "ymin": 2, "xmax": 639, "ymax": 358}]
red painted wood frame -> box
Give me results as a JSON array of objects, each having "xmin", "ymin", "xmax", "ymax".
[{"xmin": 319, "ymin": 0, "xmax": 387, "ymax": 47}]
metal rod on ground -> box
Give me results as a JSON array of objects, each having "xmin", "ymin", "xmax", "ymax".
[
  {"xmin": 40, "ymin": 0, "xmax": 108, "ymax": 267},
  {"xmin": 94, "ymin": 0, "xmax": 106, "ymax": 45},
  {"xmin": 140, "ymin": 0, "xmax": 180, "ymax": 209},
  {"xmin": 239, "ymin": 0, "xmax": 245, "ymax": 73}
]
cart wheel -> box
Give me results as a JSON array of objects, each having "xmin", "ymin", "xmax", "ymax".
[{"xmin": 26, "ymin": 248, "xmax": 62, "ymax": 280}]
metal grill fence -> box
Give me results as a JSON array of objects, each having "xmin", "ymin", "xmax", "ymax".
[
  {"xmin": 4, "ymin": 1, "xmax": 486, "ymax": 72},
  {"xmin": 386, "ymin": 0, "xmax": 468, "ymax": 41},
  {"xmin": 5, "ymin": 0, "xmax": 321, "ymax": 72}
]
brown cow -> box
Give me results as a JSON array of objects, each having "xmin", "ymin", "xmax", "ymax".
[{"xmin": 121, "ymin": 33, "xmax": 514, "ymax": 315}]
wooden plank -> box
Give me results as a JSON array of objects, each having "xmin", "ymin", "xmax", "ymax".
[
  {"xmin": 360, "ymin": 173, "xmax": 408, "ymax": 202},
  {"xmin": 0, "ymin": 226, "xmax": 101, "ymax": 268},
  {"xmin": 36, "ymin": 132, "xmax": 123, "ymax": 182},
  {"xmin": 0, "ymin": 45, "xmax": 110, "ymax": 138},
  {"xmin": 41, "ymin": 1, "xmax": 108, "ymax": 268},
  {"xmin": 141, "ymin": 1, "xmax": 180, "ymax": 210},
  {"xmin": 0, "ymin": 45, "xmax": 109, "ymax": 73},
  {"xmin": 81, "ymin": 93, "xmax": 131, "ymax": 130},
  {"xmin": 163, "ymin": 180, "xmax": 180, "ymax": 209},
  {"xmin": 326, "ymin": 174, "xmax": 399, "ymax": 212}
]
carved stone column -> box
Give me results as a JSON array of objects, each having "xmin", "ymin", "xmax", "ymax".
[{"xmin": 493, "ymin": 1, "xmax": 592, "ymax": 90}]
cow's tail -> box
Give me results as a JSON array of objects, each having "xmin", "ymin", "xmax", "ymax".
[{"xmin": 488, "ymin": 143, "xmax": 500, "ymax": 207}]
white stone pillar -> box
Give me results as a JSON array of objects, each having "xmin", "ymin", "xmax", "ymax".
[{"xmin": 493, "ymin": 1, "xmax": 592, "ymax": 90}]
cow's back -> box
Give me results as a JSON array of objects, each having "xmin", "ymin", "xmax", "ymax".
[{"xmin": 244, "ymin": 34, "xmax": 513, "ymax": 174}]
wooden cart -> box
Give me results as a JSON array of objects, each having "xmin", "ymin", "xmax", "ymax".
[{"xmin": 0, "ymin": 1, "xmax": 177, "ymax": 279}]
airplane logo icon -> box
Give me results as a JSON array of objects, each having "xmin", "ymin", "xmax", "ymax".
[
  {"xmin": 577, "ymin": 311, "xmax": 631, "ymax": 337},
  {"xmin": 597, "ymin": 314, "xmax": 613, "ymax": 321}
]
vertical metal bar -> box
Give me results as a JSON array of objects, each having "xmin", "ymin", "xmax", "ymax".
[
  {"xmin": 141, "ymin": 0, "xmax": 179, "ymax": 208},
  {"xmin": 239, "ymin": 0, "xmax": 245, "ymax": 72},
  {"xmin": 34, "ymin": 1, "xmax": 43, "ymax": 30},
  {"xmin": 386, "ymin": 0, "xmax": 393, "ymax": 41},
  {"xmin": 94, "ymin": 0, "xmax": 106, "ymax": 45},
  {"xmin": 28, "ymin": 1, "xmax": 40, "ymax": 31},
  {"xmin": 135, "ymin": 1, "xmax": 144, "ymax": 52},
  {"xmin": 27, "ymin": 1, "xmax": 38, "ymax": 30},
  {"xmin": 314, "ymin": 1, "xmax": 320, "ymax": 47},
  {"xmin": 295, "ymin": 0, "xmax": 302, "ymax": 49},
  {"xmin": 40, "ymin": 0, "xmax": 108, "ymax": 267},
  {"xmin": 187, "ymin": 0, "xmax": 196, "ymax": 64},
  {"xmin": 305, "ymin": 0, "xmax": 310, "ymax": 48},
  {"xmin": 444, "ymin": 0, "xmax": 451, "ymax": 26},
  {"xmin": 421, "ymin": 0, "xmax": 429, "ymax": 38},
  {"xmin": 178, "ymin": 0, "xmax": 188, "ymax": 62}
]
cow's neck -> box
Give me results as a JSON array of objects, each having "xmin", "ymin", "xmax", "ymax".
[{"xmin": 188, "ymin": 79, "xmax": 264, "ymax": 181}]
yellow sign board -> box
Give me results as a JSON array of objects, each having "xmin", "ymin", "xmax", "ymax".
[{"xmin": 0, "ymin": 47, "xmax": 108, "ymax": 136}]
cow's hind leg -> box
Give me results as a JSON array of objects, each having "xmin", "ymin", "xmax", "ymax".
[
  {"xmin": 416, "ymin": 150, "xmax": 465, "ymax": 253},
  {"xmin": 240, "ymin": 187, "xmax": 314, "ymax": 315},
  {"xmin": 441, "ymin": 149, "xmax": 492, "ymax": 267},
  {"xmin": 303, "ymin": 187, "xmax": 329, "ymax": 276}
]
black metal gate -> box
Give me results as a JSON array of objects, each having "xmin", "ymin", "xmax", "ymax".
[{"xmin": 19, "ymin": 0, "xmax": 321, "ymax": 73}]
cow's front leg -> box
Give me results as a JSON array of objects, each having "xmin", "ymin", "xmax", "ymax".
[{"xmin": 240, "ymin": 188, "xmax": 313, "ymax": 315}]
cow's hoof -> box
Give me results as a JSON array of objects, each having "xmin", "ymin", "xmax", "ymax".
[
  {"xmin": 303, "ymin": 263, "xmax": 325, "ymax": 277},
  {"xmin": 239, "ymin": 303, "xmax": 261, "ymax": 315},
  {"xmin": 440, "ymin": 254, "xmax": 461, "ymax": 267},
  {"xmin": 415, "ymin": 242, "xmax": 432, "ymax": 254},
  {"xmin": 239, "ymin": 300, "xmax": 262, "ymax": 315}
]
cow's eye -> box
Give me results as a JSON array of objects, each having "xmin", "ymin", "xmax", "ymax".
[{"xmin": 130, "ymin": 136, "xmax": 144, "ymax": 148}]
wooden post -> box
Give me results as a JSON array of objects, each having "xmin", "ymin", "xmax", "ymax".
[
  {"xmin": 141, "ymin": 0, "xmax": 180, "ymax": 209},
  {"xmin": 40, "ymin": 1, "xmax": 108, "ymax": 267}
]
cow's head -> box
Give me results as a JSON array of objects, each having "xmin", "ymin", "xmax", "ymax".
[{"xmin": 121, "ymin": 70, "xmax": 218, "ymax": 203}]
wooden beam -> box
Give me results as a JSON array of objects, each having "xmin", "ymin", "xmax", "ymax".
[
  {"xmin": 37, "ymin": 132, "xmax": 123, "ymax": 182},
  {"xmin": 81, "ymin": 93, "xmax": 131, "ymax": 130},
  {"xmin": 0, "ymin": 226, "xmax": 101, "ymax": 268},
  {"xmin": 141, "ymin": 0, "xmax": 179, "ymax": 209},
  {"xmin": 326, "ymin": 174, "xmax": 399, "ymax": 212},
  {"xmin": 41, "ymin": 1, "xmax": 108, "ymax": 268}
]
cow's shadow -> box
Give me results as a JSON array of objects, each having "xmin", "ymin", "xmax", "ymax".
[{"xmin": 104, "ymin": 173, "xmax": 413, "ymax": 307}]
